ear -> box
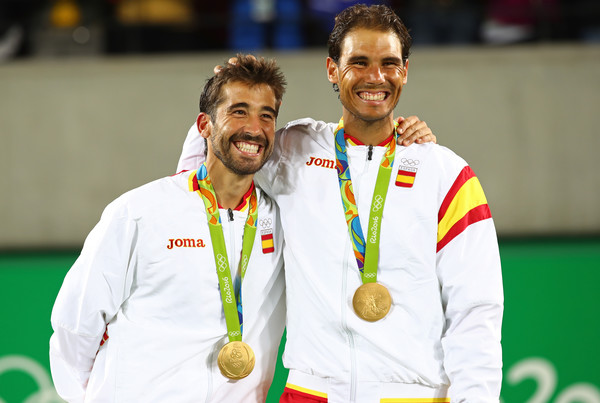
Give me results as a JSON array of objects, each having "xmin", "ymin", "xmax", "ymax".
[
  {"xmin": 196, "ymin": 113, "xmax": 212, "ymax": 139},
  {"xmin": 326, "ymin": 57, "xmax": 339, "ymax": 84},
  {"xmin": 402, "ymin": 59, "xmax": 409, "ymax": 85}
]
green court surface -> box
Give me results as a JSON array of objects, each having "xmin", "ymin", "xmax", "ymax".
[{"xmin": 1, "ymin": 237, "xmax": 598, "ymax": 402}]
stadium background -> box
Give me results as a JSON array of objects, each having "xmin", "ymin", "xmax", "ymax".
[{"xmin": 1, "ymin": 1, "xmax": 599, "ymax": 402}]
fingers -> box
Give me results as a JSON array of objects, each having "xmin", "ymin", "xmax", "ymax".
[
  {"xmin": 213, "ymin": 57, "xmax": 240, "ymax": 75},
  {"xmin": 396, "ymin": 115, "xmax": 437, "ymax": 146}
]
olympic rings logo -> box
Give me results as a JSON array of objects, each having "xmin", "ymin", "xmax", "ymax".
[
  {"xmin": 229, "ymin": 331, "xmax": 241, "ymax": 337},
  {"xmin": 364, "ymin": 273, "xmax": 376, "ymax": 278},
  {"xmin": 372, "ymin": 195, "xmax": 384, "ymax": 212},
  {"xmin": 259, "ymin": 218, "xmax": 272, "ymax": 228},
  {"xmin": 0, "ymin": 355, "xmax": 63, "ymax": 402},
  {"xmin": 240, "ymin": 256, "xmax": 249, "ymax": 271},
  {"xmin": 400, "ymin": 158, "xmax": 419, "ymax": 166},
  {"xmin": 216, "ymin": 254, "xmax": 228, "ymax": 272}
]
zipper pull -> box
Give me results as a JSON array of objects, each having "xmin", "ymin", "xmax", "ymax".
[
  {"xmin": 227, "ymin": 208, "xmax": 234, "ymax": 221},
  {"xmin": 367, "ymin": 145, "xmax": 373, "ymax": 161}
]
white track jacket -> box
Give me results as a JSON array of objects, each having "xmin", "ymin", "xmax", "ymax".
[
  {"xmin": 177, "ymin": 118, "xmax": 504, "ymax": 403},
  {"xmin": 50, "ymin": 171, "xmax": 285, "ymax": 403}
]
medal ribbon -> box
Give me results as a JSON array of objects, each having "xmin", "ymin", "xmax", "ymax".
[
  {"xmin": 195, "ymin": 164, "xmax": 258, "ymax": 342},
  {"xmin": 334, "ymin": 118, "xmax": 398, "ymax": 283}
]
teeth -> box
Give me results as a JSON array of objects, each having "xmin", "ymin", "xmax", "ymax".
[
  {"xmin": 359, "ymin": 92, "xmax": 386, "ymax": 101},
  {"xmin": 235, "ymin": 142, "xmax": 259, "ymax": 154}
]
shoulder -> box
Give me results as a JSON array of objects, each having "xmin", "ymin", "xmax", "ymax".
[
  {"xmin": 103, "ymin": 172, "xmax": 191, "ymax": 220},
  {"xmin": 400, "ymin": 142, "xmax": 467, "ymax": 169},
  {"xmin": 281, "ymin": 117, "xmax": 335, "ymax": 132},
  {"xmin": 279, "ymin": 118, "xmax": 336, "ymax": 139},
  {"xmin": 397, "ymin": 143, "xmax": 471, "ymax": 188},
  {"xmin": 277, "ymin": 117, "xmax": 337, "ymax": 152}
]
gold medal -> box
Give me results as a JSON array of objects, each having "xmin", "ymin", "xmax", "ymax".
[
  {"xmin": 217, "ymin": 341, "xmax": 255, "ymax": 380},
  {"xmin": 352, "ymin": 282, "xmax": 392, "ymax": 322}
]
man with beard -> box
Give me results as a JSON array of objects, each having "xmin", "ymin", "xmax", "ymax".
[
  {"xmin": 178, "ymin": 4, "xmax": 503, "ymax": 403},
  {"xmin": 49, "ymin": 55, "xmax": 287, "ymax": 402}
]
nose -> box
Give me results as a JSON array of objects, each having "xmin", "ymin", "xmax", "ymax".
[
  {"xmin": 366, "ymin": 64, "xmax": 385, "ymax": 84},
  {"xmin": 245, "ymin": 114, "xmax": 262, "ymax": 136}
]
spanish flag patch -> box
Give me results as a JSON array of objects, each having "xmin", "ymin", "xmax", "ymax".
[
  {"xmin": 437, "ymin": 166, "xmax": 492, "ymax": 252},
  {"xmin": 396, "ymin": 167, "xmax": 417, "ymax": 188},
  {"xmin": 261, "ymin": 232, "xmax": 274, "ymax": 254}
]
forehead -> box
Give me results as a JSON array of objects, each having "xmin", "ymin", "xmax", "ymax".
[
  {"xmin": 218, "ymin": 81, "xmax": 277, "ymax": 109},
  {"xmin": 340, "ymin": 28, "xmax": 402, "ymax": 60}
]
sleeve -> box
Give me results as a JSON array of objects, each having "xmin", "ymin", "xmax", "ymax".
[
  {"xmin": 253, "ymin": 127, "xmax": 285, "ymax": 197},
  {"xmin": 176, "ymin": 122, "xmax": 204, "ymax": 173},
  {"xmin": 49, "ymin": 199, "xmax": 138, "ymax": 402},
  {"xmin": 436, "ymin": 165, "xmax": 504, "ymax": 403}
]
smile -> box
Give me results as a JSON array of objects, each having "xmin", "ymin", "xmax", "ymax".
[
  {"xmin": 234, "ymin": 141, "xmax": 261, "ymax": 155},
  {"xmin": 357, "ymin": 91, "xmax": 388, "ymax": 101}
]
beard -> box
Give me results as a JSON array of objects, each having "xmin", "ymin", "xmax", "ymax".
[{"xmin": 210, "ymin": 126, "xmax": 272, "ymax": 176}]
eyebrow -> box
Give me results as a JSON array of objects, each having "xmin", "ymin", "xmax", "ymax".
[
  {"xmin": 227, "ymin": 102, "xmax": 277, "ymax": 116},
  {"xmin": 227, "ymin": 102, "xmax": 250, "ymax": 112},
  {"xmin": 346, "ymin": 55, "xmax": 403, "ymax": 64},
  {"xmin": 382, "ymin": 56, "xmax": 403, "ymax": 64},
  {"xmin": 262, "ymin": 106, "xmax": 278, "ymax": 117},
  {"xmin": 347, "ymin": 55, "xmax": 368, "ymax": 64}
]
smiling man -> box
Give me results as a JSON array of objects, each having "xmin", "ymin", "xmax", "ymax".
[
  {"xmin": 178, "ymin": 5, "xmax": 503, "ymax": 403},
  {"xmin": 49, "ymin": 55, "xmax": 288, "ymax": 402},
  {"xmin": 265, "ymin": 5, "xmax": 503, "ymax": 402}
]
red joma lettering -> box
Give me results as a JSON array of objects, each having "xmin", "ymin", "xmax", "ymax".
[
  {"xmin": 306, "ymin": 156, "xmax": 336, "ymax": 169},
  {"xmin": 167, "ymin": 238, "xmax": 206, "ymax": 249}
]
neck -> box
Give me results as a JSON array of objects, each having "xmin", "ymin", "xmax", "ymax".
[
  {"xmin": 342, "ymin": 110, "xmax": 396, "ymax": 146},
  {"xmin": 205, "ymin": 156, "xmax": 254, "ymax": 210}
]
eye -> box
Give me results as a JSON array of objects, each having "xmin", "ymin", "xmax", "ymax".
[
  {"xmin": 261, "ymin": 113, "xmax": 275, "ymax": 120},
  {"xmin": 232, "ymin": 109, "xmax": 246, "ymax": 116}
]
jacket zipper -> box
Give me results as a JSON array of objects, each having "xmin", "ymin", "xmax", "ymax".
[
  {"xmin": 347, "ymin": 145, "xmax": 376, "ymax": 401},
  {"xmin": 227, "ymin": 208, "xmax": 236, "ymax": 285},
  {"xmin": 342, "ymin": 146, "xmax": 376, "ymax": 402}
]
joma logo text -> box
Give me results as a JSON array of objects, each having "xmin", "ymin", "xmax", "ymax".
[
  {"xmin": 167, "ymin": 238, "xmax": 206, "ymax": 249},
  {"xmin": 306, "ymin": 156, "xmax": 336, "ymax": 169}
]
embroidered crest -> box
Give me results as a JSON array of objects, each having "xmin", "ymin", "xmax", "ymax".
[
  {"xmin": 259, "ymin": 218, "xmax": 274, "ymax": 254},
  {"xmin": 395, "ymin": 158, "xmax": 419, "ymax": 188}
]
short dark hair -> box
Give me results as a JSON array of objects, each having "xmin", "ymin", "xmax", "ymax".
[
  {"xmin": 199, "ymin": 54, "xmax": 287, "ymax": 121},
  {"xmin": 328, "ymin": 4, "xmax": 412, "ymax": 65}
]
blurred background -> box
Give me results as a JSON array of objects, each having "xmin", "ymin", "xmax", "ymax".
[{"xmin": 0, "ymin": 0, "xmax": 599, "ymax": 402}]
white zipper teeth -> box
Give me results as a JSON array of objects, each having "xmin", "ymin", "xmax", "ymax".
[
  {"xmin": 344, "ymin": 147, "xmax": 372, "ymax": 402},
  {"xmin": 229, "ymin": 214, "xmax": 236, "ymax": 269}
]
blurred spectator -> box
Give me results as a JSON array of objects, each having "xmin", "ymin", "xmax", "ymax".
[
  {"xmin": 229, "ymin": 0, "xmax": 303, "ymax": 50},
  {"xmin": 566, "ymin": 0, "xmax": 600, "ymax": 42},
  {"xmin": 1, "ymin": 0, "xmax": 597, "ymax": 61},
  {"xmin": 481, "ymin": 0, "xmax": 560, "ymax": 44},
  {"xmin": 105, "ymin": 0, "xmax": 228, "ymax": 53},
  {"xmin": 402, "ymin": 0, "xmax": 484, "ymax": 45},
  {"xmin": 304, "ymin": 0, "xmax": 385, "ymax": 45},
  {"xmin": 0, "ymin": 0, "xmax": 42, "ymax": 61},
  {"xmin": 29, "ymin": 0, "xmax": 106, "ymax": 57}
]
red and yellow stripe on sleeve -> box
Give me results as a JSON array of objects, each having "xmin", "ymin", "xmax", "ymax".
[{"xmin": 437, "ymin": 166, "xmax": 491, "ymax": 252}]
